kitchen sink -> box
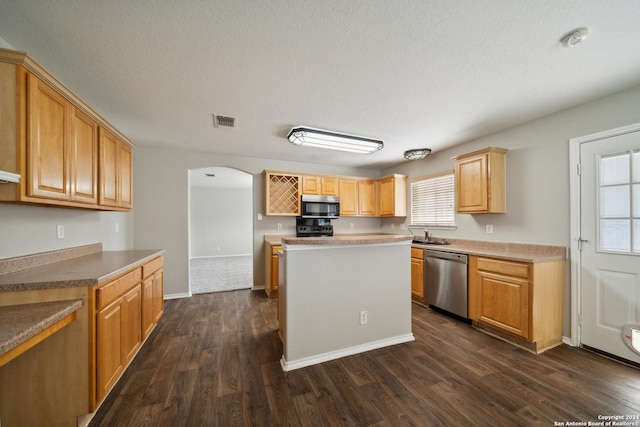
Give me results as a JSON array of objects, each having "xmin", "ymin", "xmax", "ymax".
[{"xmin": 412, "ymin": 239, "xmax": 450, "ymax": 245}]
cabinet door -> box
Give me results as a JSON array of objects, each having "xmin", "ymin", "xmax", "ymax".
[
  {"xmin": 142, "ymin": 277, "xmax": 154, "ymax": 339},
  {"xmin": 456, "ymin": 153, "xmax": 488, "ymax": 213},
  {"xmin": 153, "ymin": 270, "xmax": 164, "ymax": 322},
  {"xmin": 302, "ymin": 176, "xmax": 320, "ymax": 194},
  {"xmin": 411, "ymin": 256, "xmax": 424, "ymax": 299},
  {"xmin": 96, "ymin": 299, "xmax": 124, "ymax": 402},
  {"xmin": 339, "ymin": 179, "xmax": 358, "ymax": 215},
  {"xmin": 271, "ymin": 253, "xmax": 279, "ymax": 292},
  {"xmin": 478, "ymin": 271, "xmax": 529, "ymax": 339},
  {"xmin": 321, "ymin": 177, "xmax": 339, "ymax": 196},
  {"xmin": 122, "ymin": 285, "xmax": 142, "ymax": 362},
  {"xmin": 358, "ymin": 180, "xmax": 377, "ymax": 216},
  {"xmin": 118, "ymin": 142, "xmax": 133, "ymax": 208},
  {"xmin": 26, "ymin": 73, "xmax": 71, "ymax": 200},
  {"xmin": 378, "ymin": 176, "xmax": 395, "ymax": 216},
  {"xmin": 70, "ymin": 107, "xmax": 98, "ymax": 204},
  {"xmin": 99, "ymin": 129, "xmax": 132, "ymax": 209},
  {"xmin": 377, "ymin": 175, "xmax": 407, "ymax": 216},
  {"xmin": 99, "ymin": 128, "xmax": 119, "ymax": 207}
]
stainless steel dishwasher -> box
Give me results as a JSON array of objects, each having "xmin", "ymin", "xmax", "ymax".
[{"xmin": 425, "ymin": 249, "xmax": 469, "ymax": 319}]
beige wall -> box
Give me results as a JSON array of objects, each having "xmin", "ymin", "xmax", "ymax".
[{"xmin": 0, "ymin": 204, "xmax": 133, "ymax": 259}]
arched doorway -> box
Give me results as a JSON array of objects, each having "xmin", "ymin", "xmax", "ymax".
[{"xmin": 188, "ymin": 166, "xmax": 253, "ymax": 294}]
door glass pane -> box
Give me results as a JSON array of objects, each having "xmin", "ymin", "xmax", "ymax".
[
  {"xmin": 600, "ymin": 186, "xmax": 630, "ymax": 217},
  {"xmin": 633, "ymin": 151, "xmax": 640, "ymax": 182},
  {"xmin": 634, "ymin": 184, "xmax": 640, "ymax": 217},
  {"xmin": 600, "ymin": 219, "xmax": 631, "ymax": 252},
  {"xmin": 634, "ymin": 219, "xmax": 640, "ymax": 253},
  {"xmin": 601, "ymin": 153, "xmax": 629, "ymax": 185}
]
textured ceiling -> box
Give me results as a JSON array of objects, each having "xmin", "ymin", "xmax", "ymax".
[{"xmin": 1, "ymin": 1, "xmax": 640, "ymax": 169}]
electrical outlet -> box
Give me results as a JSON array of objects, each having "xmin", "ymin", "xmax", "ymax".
[
  {"xmin": 350, "ymin": 223, "xmax": 354, "ymax": 229},
  {"xmin": 115, "ymin": 222, "xmax": 119, "ymax": 233},
  {"xmin": 400, "ymin": 224, "xmax": 405, "ymax": 230},
  {"xmin": 486, "ymin": 224, "xmax": 493, "ymax": 234},
  {"xmin": 56, "ymin": 224, "xmax": 64, "ymax": 239},
  {"xmin": 360, "ymin": 310, "xmax": 368, "ymax": 325},
  {"xmin": 257, "ymin": 213, "xmax": 263, "ymax": 221},
  {"xmin": 391, "ymin": 223, "xmax": 395, "ymax": 229},
  {"xmin": 277, "ymin": 223, "xmax": 282, "ymax": 230}
]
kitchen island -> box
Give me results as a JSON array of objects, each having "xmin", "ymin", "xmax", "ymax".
[{"xmin": 278, "ymin": 234, "xmax": 414, "ymax": 371}]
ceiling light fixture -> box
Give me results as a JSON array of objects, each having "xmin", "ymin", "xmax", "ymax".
[
  {"xmin": 287, "ymin": 126, "xmax": 383, "ymax": 154},
  {"xmin": 560, "ymin": 27, "xmax": 589, "ymax": 48},
  {"xmin": 404, "ymin": 148, "xmax": 432, "ymax": 160},
  {"xmin": 0, "ymin": 170, "xmax": 21, "ymax": 183}
]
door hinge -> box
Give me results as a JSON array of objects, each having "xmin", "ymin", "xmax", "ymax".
[
  {"xmin": 577, "ymin": 164, "xmax": 582, "ymax": 175},
  {"xmin": 578, "ymin": 314, "xmax": 582, "ymax": 326}
]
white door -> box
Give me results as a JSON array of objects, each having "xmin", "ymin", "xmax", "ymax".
[{"xmin": 579, "ymin": 130, "xmax": 640, "ymax": 364}]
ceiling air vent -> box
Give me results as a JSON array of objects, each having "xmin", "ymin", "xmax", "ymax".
[{"xmin": 213, "ymin": 114, "xmax": 237, "ymax": 129}]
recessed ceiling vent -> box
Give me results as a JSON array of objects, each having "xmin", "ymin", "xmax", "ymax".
[{"xmin": 213, "ymin": 114, "xmax": 237, "ymax": 129}]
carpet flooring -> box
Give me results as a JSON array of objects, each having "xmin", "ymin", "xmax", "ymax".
[{"xmin": 190, "ymin": 255, "xmax": 253, "ymax": 294}]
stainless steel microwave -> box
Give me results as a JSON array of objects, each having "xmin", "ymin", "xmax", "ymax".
[{"xmin": 300, "ymin": 195, "xmax": 340, "ymax": 218}]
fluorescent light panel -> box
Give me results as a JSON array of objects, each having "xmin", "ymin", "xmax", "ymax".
[
  {"xmin": 0, "ymin": 170, "xmax": 21, "ymax": 183},
  {"xmin": 287, "ymin": 127, "xmax": 383, "ymax": 154}
]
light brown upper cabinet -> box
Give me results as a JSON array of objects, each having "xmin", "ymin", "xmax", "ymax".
[
  {"xmin": 302, "ymin": 175, "xmax": 339, "ymax": 196},
  {"xmin": 358, "ymin": 179, "xmax": 377, "ymax": 216},
  {"xmin": 264, "ymin": 171, "xmax": 301, "ymax": 216},
  {"xmin": 25, "ymin": 72, "xmax": 73, "ymax": 201},
  {"xmin": 70, "ymin": 108, "xmax": 99, "ymax": 204},
  {"xmin": 338, "ymin": 179, "xmax": 358, "ymax": 216},
  {"xmin": 99, "ymin": 128, "xmax": 132, "ymax": 209},
  {"xmin": 0, "ymin": 48, "xmax": 134, "ymax": 211},
  {"xmin": 453, "ymin": 147, "xmax": 508, "ymax": 214},
  {"xmin": 264, "ymin": 170, "xmax": 407, "ymax": 217},
  {"xmin": 378, "ymin": 174, "xmax": 407, "ymax": 217}
]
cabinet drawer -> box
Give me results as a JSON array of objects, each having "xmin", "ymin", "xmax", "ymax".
[
  {"xmin": 477, "ymin": 257, "xmax": 529, "ymax": 278},
  {"xmin": 142, "ymin": 256, "xmax": 164, "ymax": 279},
  {"xmin": 411, "ymin": 247, "xmax": 423, "ymax": 259},
  {"xmin": 96, "ymin": 268, "xmax": 142, "ymax": 310}
]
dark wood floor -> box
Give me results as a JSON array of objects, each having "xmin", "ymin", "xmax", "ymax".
[{"xmin": 90, "ymin": 290, "xmax": 640, "ymax": 426}]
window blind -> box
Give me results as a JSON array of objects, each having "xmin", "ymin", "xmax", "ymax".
[{"xmin": 410, "ymin": 172, "xmax": 455, "ymax": 227}]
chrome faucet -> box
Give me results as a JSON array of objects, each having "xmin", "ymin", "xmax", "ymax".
[{"xmin": 424, "ymin": 230, "xmax": 429, "ymax": 241}]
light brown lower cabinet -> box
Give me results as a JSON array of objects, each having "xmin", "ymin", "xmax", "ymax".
[
  {"xmin": 265, "ymin": 243, "xmax": 281, "ymax": 297},
  {"xmin": 96, "ymin": 284, "xmax": 141, "ymax": 402},
  {"xmin": 468, "ymin": 255, "xmax": 564, "ymax": 353},
  {"xmin": 410, "ymin": 247, "xmax": 424, "ymax": 301},
  {"xmin": 142, "ymin": 256, "xmax": 164, "ymax": 338},
  {"xmin": 91, "ymin": 256, "xmax": 164, "ymax": 410}
]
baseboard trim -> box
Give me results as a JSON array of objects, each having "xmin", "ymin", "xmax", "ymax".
[
  {"xmin": 164, "ymin": 292, "xmax": 192, "ymax": 300},
  {"xmin": 190, "ymin": 254, "xmax": 252, "ymax": 259},
  {"xmin": 280, "ymin": 333, "xmax": 415, "ymax": 372},
  {"xmin": 562, "ymin": 336, "xmax": 574, "ymax": 346}
]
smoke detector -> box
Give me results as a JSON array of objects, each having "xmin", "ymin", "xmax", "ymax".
[
  {"xmin": 213, "ymin": 114, "xmax": 237, "ymax": 129},
  {"xmin": 560, "ymin": 28, "xmax": 589, "ymax": 48}
]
